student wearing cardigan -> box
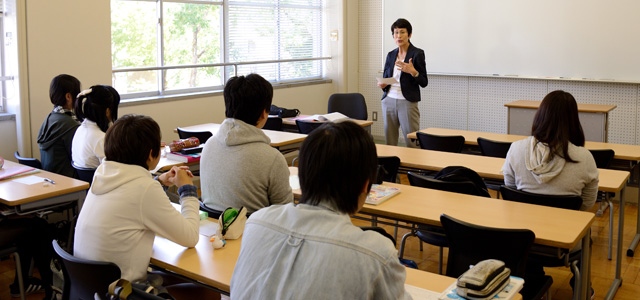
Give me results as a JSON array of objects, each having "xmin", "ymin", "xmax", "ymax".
[{"xmin": 378, "ymin": 18, "xmax": 428, "ymax": 148}]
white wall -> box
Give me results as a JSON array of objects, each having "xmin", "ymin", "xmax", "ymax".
[{"xmin": 15, "ymin": 0, "xmax": 347, "ymax": 160}]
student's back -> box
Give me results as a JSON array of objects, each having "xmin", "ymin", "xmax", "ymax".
[{"xmin": 38, "ymin": 74, "xmax": 81, "ymax": 178}]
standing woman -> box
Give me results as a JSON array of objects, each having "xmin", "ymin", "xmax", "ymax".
[{"xmin": 378, "ymin": 18, "xmax": 428, "ymax": 148}]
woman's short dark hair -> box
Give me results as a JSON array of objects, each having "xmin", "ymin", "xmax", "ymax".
[
  {"xmin": 224, "ymin": 73, "xmax": 273, "ymax": 125},
  {"xmin": 531, "ymin": 90, "xmax": 585, "ymax": 163},
  {"xmin": 75, "ymin": 85, "xmax": 121, "ymax": 132},
  {"xmin": 391, "ymin": 18, "xmax": 412, "ymax": 36},
  {"xmin": 49, "ymin": 74, "xmax": 81, "ymax": 107},
  {"xmin": 298, "ymin": 121, "xmax": 378, "ymax": 215},
  {"xmin": 104, "ymin": 114, "xmax": 161, "ymax": 170}
]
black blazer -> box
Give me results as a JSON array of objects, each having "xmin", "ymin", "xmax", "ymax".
[{"xmin": 381, "ymin": 43, "xmax": 428, "ymax": 102}]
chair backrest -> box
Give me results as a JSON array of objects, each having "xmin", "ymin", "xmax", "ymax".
[
  {"xmin": 589, "ymin": 149, "xmax": 615, "ymax": 169},
  {"xmin": 408, "ymin": 171, "xmax": 490, "ymax": 198},
  {"xmin": 14, "ymin": 151, "xmax": 42, "ymax": 169},
  {"xmin": 441, "ymin": 214, "xmax": 535, "ymax": 278},
  {"xmin": 416, "ymin": 132, "xmax": 465, "ymax": 153},
  {"xmin": 295, "ymin": 120, "xmax": 324, "ymax": 134},
  {"xmin": 52, "ymin": 240, "xmax": 121, "ymax": 300},
  {"xmin": 327, "ymin": 93, "xmax": 368, "ymax": 120},
  {"xmin": 477, "ymin": 137, "xmax": 512, "ymax": 158},
  {"xmin": 499, "ymin": 185, "xmax": 583, "ymax": 210},
  {"xmin": 73, "ymin": 164, "xmax": 96, "ymax": 184},
  {"xmin": 176, "ymin": 127, "xmax": 213, "ymax": 145},
  {"xmin": 377, "ymin": 156, "xmax": 401, "ymax": 183},
  {"xmin": 262, "ymin": 116, "xmax": 283, "ymax": 131}
]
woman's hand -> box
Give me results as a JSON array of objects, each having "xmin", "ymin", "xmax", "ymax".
[
  {"xmin": 395, "ymin": 58, "xmax": 418, "ymax": 77},
  {"xmin": 377, "ymin": 82, "xmax": 388, "ymax": 89},
  {"xmin": 158, "ymin": 166, "xmax": 194, "ymax": 187}
]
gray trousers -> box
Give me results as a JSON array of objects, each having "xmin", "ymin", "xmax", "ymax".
[{"xmin": 382, "ymin": 96, "xmax": 420, "ymax": 148}]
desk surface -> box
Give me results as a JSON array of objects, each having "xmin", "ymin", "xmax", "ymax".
[
  {"xmin": 504, "ymin": 100, "xmax": 617, "ymax": 113},
  {"xmin": 375, "ymin": 144, "xmax": 630, "ymax": 193},
  {"xmin": 0, "ymin": 160, "xmax": 89, "ymax": 206},
  {"xmin": 175, "ymin": 123, "xmax": 307, "ymax": 148},
  {"xmin": 151, "ymin": 222, "xmax": 466, "ymax": 295},
  {"xmin": 407, "ymin": 128, "xmax": 640, "ymax": 161}
]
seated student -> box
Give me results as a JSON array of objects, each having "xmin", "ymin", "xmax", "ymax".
[
  {"xmin": 37, "ymin": 74, "xmax": 81, "ymax": 178},
  {"xmin": 230, "ymin": 122, "xmax": 411, "ymax": 299},
  {"xmin": 502, "ymin": 90, "xmax": 598, "ymax": 297},
  {"xmin": 73, "ymin": 114, "xmax": 216, "ymax": 299},
  {"xmin": 71, "ymin": 85, "xmax": 121, "ymax": 169},
  {"xmin": 200, "ymin": 73, "xmax": 292, "ymax": 215}
]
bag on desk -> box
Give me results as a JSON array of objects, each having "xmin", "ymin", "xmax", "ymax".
[
  {"xmin": 456, "ymin": 259, "xmax": 511, "ymax": 300},
  {"xmin": 270, "ymin": 105, "xmax": 300, "ymax": 118},
  {"xmin": 218, "ymin": 206, "xmax": 247, "ymax": 240}
]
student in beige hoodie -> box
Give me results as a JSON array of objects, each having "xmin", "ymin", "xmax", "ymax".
[{"xmin": 502, "ymin": 90, "xmax": 598, "ymax": 299}]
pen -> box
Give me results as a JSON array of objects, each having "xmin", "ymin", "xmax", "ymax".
[{"xmin": 44, "ymin": 178, "xmax": 56, "ymax": 184}]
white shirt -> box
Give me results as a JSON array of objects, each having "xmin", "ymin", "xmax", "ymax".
[
  {"xmin": 71, "ymin": 120, "xmax": 106, "ymax": 168},
  {"xmin": 387, "ymin": 58, "xmax": 406, "ymax": 100}
]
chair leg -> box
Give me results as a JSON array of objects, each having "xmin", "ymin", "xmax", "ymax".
[
  {"xmin": 571, "ymin": 260, "xmax": 580, "ymax": 300},
  {"xmin": 420, "ymin": 240, "xmax": 423, "ymax": 251},
  {"xmin": 394, "ymin": 220, "xmax": 399, "ymax": 241},
  {"xmin": 438, "ymin": 246, "xmax": 444, "ymax": 275},
  {"xmin": 13, "ymin": 252, "xmax": 25, "ymax": 300},
  {"xmin": 371, "ymin": 216, "xmax": 377, "ymax": 227},
  {"xmin": 398, "ymin": 231, "xmax": 416, "ymax": 260}
]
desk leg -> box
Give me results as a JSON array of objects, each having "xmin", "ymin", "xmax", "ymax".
[
  {"xmin": 605, "ymin": 186, "xmax": 625, "ymax": 300},
  {"xmin": 578, "ymin": 227, "xmax": 592, "ymax": 300},
  {"xmin": 627, "ymin": 161, "xmax": 640, "ymax": 257}
]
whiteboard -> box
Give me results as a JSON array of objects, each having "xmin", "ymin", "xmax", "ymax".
[{"xmin": 382, "ymin": 0, "xmax": 640, "ymax": 82}]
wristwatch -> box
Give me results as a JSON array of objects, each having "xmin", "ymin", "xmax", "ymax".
[{"xmin": 413, "ymin": 72, "xmax": 419, "ymax": 78}]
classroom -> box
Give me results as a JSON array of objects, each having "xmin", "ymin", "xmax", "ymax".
[{"xmin": 1, "ymin": 0, "xmax": 640, "ymax": 299}]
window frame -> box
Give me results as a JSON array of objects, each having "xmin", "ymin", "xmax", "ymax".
[{"xmin": 111, "ymin": 0, "xmax": 329, "ymax": 100}]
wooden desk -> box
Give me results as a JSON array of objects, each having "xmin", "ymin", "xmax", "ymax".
[
  {"xmin": 174, "ymin": 123, "xmax": 306, "ymax": 151},
  {"xmin": 281, "ymin": 115, "xmax": 374, "ymax": 133},
  {"xmin": 151, "ymin": 219, "xmax": 475, "ymax": 297},
  {"xmin": 0, "ymin": 160, "xmax": 89, "ymax": 214},
  {"xmin": 505, "ymin": 100, "xmax": 616, "ymax": 142}
]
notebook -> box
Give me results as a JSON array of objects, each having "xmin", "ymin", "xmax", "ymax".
[
  {"xmin": 365, "ymin": 184, "xmax": 401, "ymax": 205},
  {"xmin": 0, "ymin": 166, "xmax": 36, "ymax": 181}
]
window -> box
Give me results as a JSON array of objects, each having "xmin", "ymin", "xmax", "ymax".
[{"xmin": 111, "ymin": 0, "xmax": 325, "ymax": 99}]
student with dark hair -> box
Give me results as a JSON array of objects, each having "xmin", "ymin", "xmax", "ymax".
[
  {"xmin": 230, "ymin": 122, "xmax": 410, "ymax": 299},
  {"xmin": 73, "ymin": 114, "xmax": 216, "ymax": 299},
  {"xmin": 72, "ymin": 85, "xmax": 121, "ymax": 168},
  {"xmin": 37, "ymin": 74, "xmax": 81, "ymax": 178},
  {"xmin": 200, "ymin": 73, "xmax": 292, "ymax": 216},
  {"xmin": 502, "ymin": 90, "xmax": 598, "ymax": 298}
]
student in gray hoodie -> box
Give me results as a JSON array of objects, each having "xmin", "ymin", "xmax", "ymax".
[
  {"xmin": 37, "ymin": 74, "xmax": 81, "ymax": 178},
  {"xmin": 502, "ymin": 90, "xmax": 598, "ymax": 298},
  {"xmin": 200, "ymin": 74, "xmax": 293, "ymax": 216}
]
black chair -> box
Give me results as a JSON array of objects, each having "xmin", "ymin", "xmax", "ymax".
[
  {"xmin": 0, "ymin": 246, "xmax": 25, "ymax": 300},
  {"xmin": 327, "ymin": 93, "xmax": 368, "ymax": 120},
  {"xmin": 52, "ymin": 240, "xmax": 121, "ymax": 300},
  {"xmin": 176, "ymin": 127, "xmax": 213, "ymax": 145},
  {"xmin": 399, "ymin": 171, "xmax": 490, "ymax": 274},
  {"xmin": 477, "ymin": 137, "xmax": 512, "ymax": 158},
  {"xmin": 295, "ymin": 120, "xmax": 324, "ymax": 134},
  {"xmin": 441, "ymin": 214, "xmax": 552, "ymax": 300},
  {"xmin": 589, "ymin": 149, "xmax": 615, "ymax": 260},
  {"xmin": 14, "ymin": 151, "xmax": 42, "ymax": 169},
  {"xmin": 377, "ymin": 156, "xmax": 401, "ymax": 183},
  {"xmin": 73, "ymin": 163, "xmax": 96, "ymax": 185},
  {"xmin": 263, "ymin": 116, "xmax": 283, "ymax": 131},
  {"xmin": 499, "ymin": 185, "xmax": 584, "ymax": 298},
  {"xmin": 416, "ymin": 132, "xmax": 465, "ymax": 153}
]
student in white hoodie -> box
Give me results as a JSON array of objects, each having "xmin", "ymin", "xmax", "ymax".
[
  {"xmin": 200, "ymin": 73, "xmax": 293, "ymax": 216},
  {"xmin": 71, "ymin": 85, "xmax": 120, "ymax": 169},
  {"xmin": 74, "ymin": 114, "xmax": 217, "ymax": 299},
  {"xmin": 502, "ymin": 90, "xmax": 598, "ymax": 298}
]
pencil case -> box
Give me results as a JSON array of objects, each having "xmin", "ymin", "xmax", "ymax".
[{"xmin": 456, "ymin": 259, "xmax": 510, "ymax": 300}]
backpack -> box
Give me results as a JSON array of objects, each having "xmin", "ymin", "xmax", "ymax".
[
  {"xmin": 434, "ymin": 166, "xmax": 491, "ymax": 198},
  {"xmin": 269, "ymin": 105, "xmax": 300, "ymax": 118}
]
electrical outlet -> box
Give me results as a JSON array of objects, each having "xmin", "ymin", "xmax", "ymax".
[{"xmin": 372, "ymin": 111, "xmax": 378, "ymax": 121}]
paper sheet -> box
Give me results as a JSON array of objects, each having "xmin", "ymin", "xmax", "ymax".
[
  {"xmin": 289, "ymin": 175, "xmax": 300, "ymax": 190},
  {"xmin": 376, "ymin": 77, "xmax": 398, "ymax": 85},
  {"xmin": 12, "ymin": 175, "xmax": 46, "ymax": 185},
  {"xmin": 199, "ymin": 219, "xmax": 220, "ymax": 237},
  {"xmin": 404, "ymin": 284, "xmax": 441, "ymax": 300}
]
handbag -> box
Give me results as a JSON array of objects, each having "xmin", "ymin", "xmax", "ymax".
[
  {"xmin": 270, "ymin": 105, "xmax": 300, "ymax": 118},
  {"xmin": 456, "ymin": 259, "xmax": 510, "ymax": 300},
  {"xmin": 218, "ymin": 206, "xmax": 247, "ymax": 240},
  {"xmin": 106, "ymin": 279, "xmax": 175, "ymax": 300}
]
